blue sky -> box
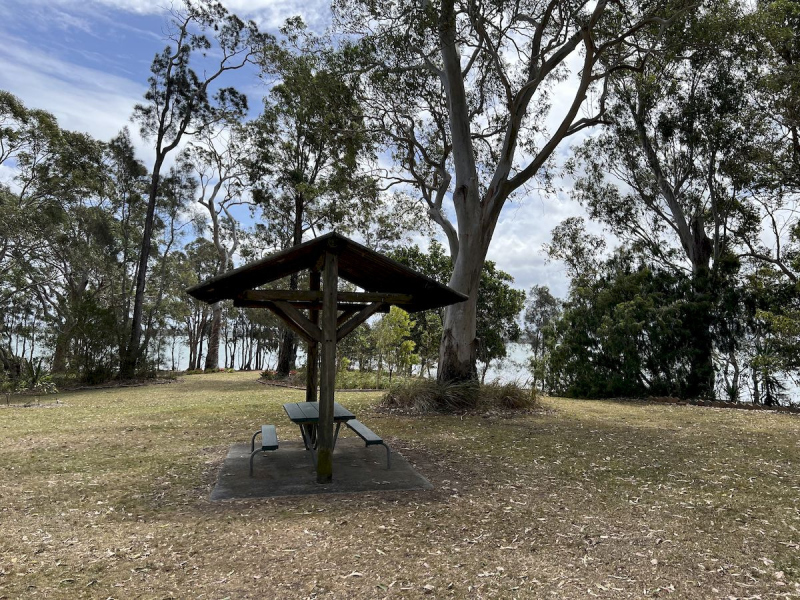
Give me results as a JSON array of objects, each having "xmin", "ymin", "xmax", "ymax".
[
  {"xmin": 0, "ymin": 0, "xmax": 602, "ymax": 300},
  {"xmin": 0, "ymin": 0, "xmax": 330, "ymax": 145}
]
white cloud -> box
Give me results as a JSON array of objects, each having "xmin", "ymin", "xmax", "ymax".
[
  {"xmin": 487, "ymin": 194, "xmax": 573, "ymax": 298},
  {"xmin": 14, "ymin": 0, "xmax": 333, "ymax": 31},
  {"xmin": 487, "ymin": 181, "xmax": 616, "ymax": 298},
  {"xmin": 0, "ymin": 34, "xmax": 145, "ymax": 144}
]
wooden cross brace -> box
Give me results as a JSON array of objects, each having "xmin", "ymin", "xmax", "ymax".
[{"xmin": 238, "ymin": 299, "xmax": 386, "ymax": 344}]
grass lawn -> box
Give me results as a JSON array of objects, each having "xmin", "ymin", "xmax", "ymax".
[{"xmin": 1, "ymin": 371, "xmax": 799, "ymax": 599}]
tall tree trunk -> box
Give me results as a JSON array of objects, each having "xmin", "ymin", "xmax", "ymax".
[
  {"xmin": 276, "ymin": 324, "xmax": 298, "ymax": 376},
  {"xmin": 685, "ymin": 227, "xmax": 715, "ymax": 399},
  {"xmin": 685, "ymin": 274, "xmax": 715, "ymax": 398},
  {"xmin": 197, "ymin": 334, "xmax": 205, "ymax": 371},
  {"xmin": 437, "ymin": 222, "xmax": 485, "ymax": 383},
  {"xmin": 51, "ymin": 334, "xmax": 69, "ymax": 374},
  {"xmin": 633, "ymin": 109, "xmax": 719, "ymax": 399},
  {"xmin": 204, "ymin": 301, "xmax": 222, "ymax": 371},
  {"xmin": 187, "ymin": 325, "xmax": 196, "ymax": 371},
  {"xmin": 435, "ymin": 0, "xmax": 493, "ymax": 384},
  {"xmin": 438, "ymin": 282, "xmax": 480, "ymax": 382},
  {"xmin": 276, "ymin": 193, "xmax": 304, "ymax": 376},
  {"xmin": 121, "ymin": 162, "xmax": 163, "ymax": 379}
]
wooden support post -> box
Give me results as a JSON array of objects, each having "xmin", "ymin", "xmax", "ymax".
[
  {"xmin": 317, "ymin": 249, "xmax": 338, "ymax": 483},
  {"xmin": 306, "ymin": 269, "xmax": 320, "ymax": 404}
]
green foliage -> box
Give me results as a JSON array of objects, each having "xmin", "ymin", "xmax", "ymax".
[
  {"xmin": 132, "ymin": 2, "xmax": 262, "ymax": 146},
  {"xmin": 475, "ymin": 262, "xmax": 526, "ymax": 378},
  {"xmin": 0, "ymin": 95, "xmax": 142, "ymax": 384},
  {"xmin": 372, "ymin": 307, "xmax": 417, "ymax": 385},
  {"xmin": 336, "ymin": 369, "xmax": 415, "ymax": 390},
  {"xmin": 336, "ymin": 321, "xmax": 377, "ymax": 374},
  {"xmin": 259, "ymin": 366, "xmax": 416, "ymax": 390},
  {"xmin": 1, "ymin": 358, "xmax": 58, "ymax": 399},
  {"xmin": 546, "ymin": 246, "xmax": 701, "ymax": 399},
  {"xmin": 523, "ymin": 285, "xmax": 562, "ymax": 394},
  {"xmin": 250, "ymin": 21, "xmax": 378, "ymax": 251},
  {"xmin": 389, "ymin": 241, "xmax": 525, "ymax": 376},
  {"xmin": 121, "ymin": 0, "xmax": 267, "ymax": 379},
  {"xmin": 564, "ymin": 0, "xmax": 800, "ymax": 401}
]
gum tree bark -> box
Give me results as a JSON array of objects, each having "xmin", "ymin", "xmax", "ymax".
[{"xmin": 335, "ymin": 0, "xmax": 681, "ymax": 383}]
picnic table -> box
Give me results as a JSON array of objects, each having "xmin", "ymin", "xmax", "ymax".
[{"xmin": 283, "ymin": 401, "xmax": 355, "ymax": 452}]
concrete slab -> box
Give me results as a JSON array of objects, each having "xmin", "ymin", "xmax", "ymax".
[{"xmin": 210, "ymin": 440, "xmax": 433, "ymax": 500}]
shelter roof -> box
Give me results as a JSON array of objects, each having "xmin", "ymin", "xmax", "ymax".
[{"xmin": 186, "ymin": 232, "xmax": 467, "ymax": 312}]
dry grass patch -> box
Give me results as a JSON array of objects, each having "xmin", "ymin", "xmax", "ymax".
[{"xmin": 0, "ymin": 372, "xmax": 798, "ymax": 599}]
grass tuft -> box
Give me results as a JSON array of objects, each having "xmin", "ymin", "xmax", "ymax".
[
  {"xmin": 480, "ymin": 378, "xmax": 538, "ymax": 410},
  {"xmin": 383, "ymin": 378, "xmax": 478, "ymax": 412},
  {"xmin": 383, "ymin": 377, "xmax": 536, "ymax": 412}
]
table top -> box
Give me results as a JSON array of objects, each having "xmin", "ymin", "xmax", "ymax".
[{"xmin": 283, "ymin": 401, "xmax": 355, "ymax": 424}]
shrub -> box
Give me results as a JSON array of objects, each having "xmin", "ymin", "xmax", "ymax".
[
  {"xmin": 83, "ymin": 366, "xmax": 114, "ymax": 385},
  {"xmin": 383, "ymin": 378, "xmax": 479, "ymax": 412},
  {"xmin": 259, "ymin": 369, "xmax": 305, "ymax": 386},
  {"xmin": 383, "ymin": 377, "xmax": 537, "ymax": 413},
  {"xmin": 480, "ymin": 379, "xmax": 538, "ymax": 410}
]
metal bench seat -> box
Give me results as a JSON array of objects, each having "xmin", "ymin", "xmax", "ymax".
[
  {"xmin": 249, "ymin": 425, "xmax": 279, "ymax": 476},
  {"xmin": 345, "ymin": 419, "xmax": 391, "ymax": 469}
]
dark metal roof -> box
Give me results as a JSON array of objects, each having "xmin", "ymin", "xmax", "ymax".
[{"xmin": 186, "ymin": 232, "xmax": 467, "ymax": 312}]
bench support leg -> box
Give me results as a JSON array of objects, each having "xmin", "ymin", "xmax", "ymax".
[
  {"xmin": 382, "ymin": 443, "xmax": 391, "ymax": 469},
  {"xmin": 251, "ymin": 430, "xmax": 261, "ymax": 453},
  {"xmin": 333, "ymin": 422, "xmax": 342, "ymax": 448},
  {"xmin": 249, "ymin": 449, "xmax": 261, "ymax": 477},
  {"xmin": 298, "ymin": 425, "xmax": 314, "ymax": 451}
]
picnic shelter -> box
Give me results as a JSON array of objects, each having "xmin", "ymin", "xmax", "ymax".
[{"xmin": 186, "ymin": 232, "xmax": 467, "ymax": 483}]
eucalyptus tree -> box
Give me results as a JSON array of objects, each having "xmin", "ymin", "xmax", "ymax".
[
  {"xmin": 252, "ymin": 20, "xmax": 378, "ymax": 376},
  {"xmin": 523, "ymin": 285, "xmax": 561, "ymax": 393},
  {"xmin": 180, "ymin": 118, "xmax": 253, "ymax": 371},
  {"xmin": 736, "ymin": 0, "xmax": 800, "ymax": 284},
  {"xmin": 569, "ymin": 2, "xmax": 763, "ymax": 397},
  {"xmin": 0, "ymin": 91, "xmax": 36, "ymax": 314},
  {"xmin": 124, "ymin": 0, "xmax": 266, "ymax": 378},
  {"xmin": 0, "ymin": 94, "xmax": 64, "ymax": 310},
  {"xmin": 334, "ymin": 0, "xmax": 687, "ymax": 383},
  {"xmin": 105, "ymin": 129, "xmax": 149, "ymax": 363},
  {"xmin": 0, "ymin": 92, "xmax": 118, "ymax": 378},
  {"xmin": 751, "ymin": 0, "xmax": 800, "ymax": 190},
  {"xmin": 372, "ymin": 307, "xmax": 417, "ymax": 386},
  {"xmin": 734, "ymin": 1, "xmax": 800, "ymax": 401},
  {"xmin": 543, "ymin": 217, "xmax": 702, "ymax": 398},
  {"xmin": 177, "ymin": 238, "xmax": 219, "ymax": 370}
]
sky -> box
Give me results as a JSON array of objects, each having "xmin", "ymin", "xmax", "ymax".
[{"xmin": 0, "ymin": 0, "xmax": 608, "ymax": 301}]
